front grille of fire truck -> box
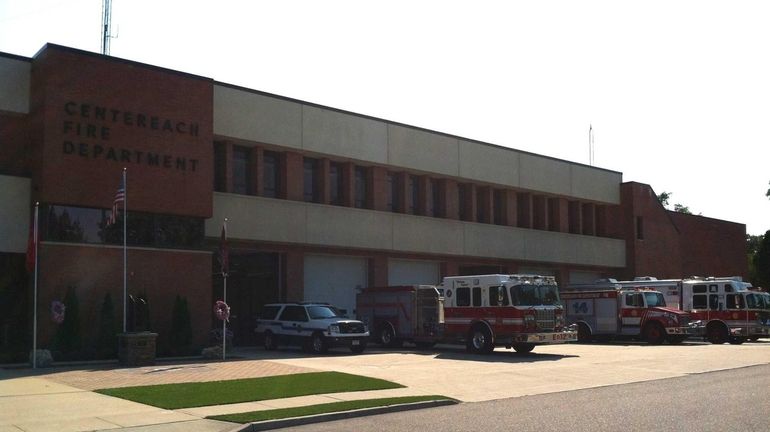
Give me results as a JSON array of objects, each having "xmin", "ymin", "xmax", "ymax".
[
  {"xmin": 679, "ymin": 315, "xmax": 690, "ymax": 327},
  {"xmin": 338, "ymin": 322, "xmax": 366, "ymax": 334},
  {"xmin": 535, "ymin": 309, "xmax": 556, "ymax": 331}
]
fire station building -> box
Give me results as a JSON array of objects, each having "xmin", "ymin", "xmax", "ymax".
[{"xmin": 0, "ymin": 44, "xmax": 748, "ymax": 352}]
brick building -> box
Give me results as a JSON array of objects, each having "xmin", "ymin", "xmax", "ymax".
[{"xmin": 0, "ymin": 44, "xmax": 748, "ymax": 354}]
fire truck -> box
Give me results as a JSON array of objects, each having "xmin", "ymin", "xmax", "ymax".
[
  {"xmin": 561, "ymin": 283, "xmax": 698, "ymax": 344},
  {"xmin": 573, "ymin": 277, "xmax": 770, "ymax": 344},
  {"xmin": 356, "ymin": 274, "xmax": 577, "ymax": 354}
]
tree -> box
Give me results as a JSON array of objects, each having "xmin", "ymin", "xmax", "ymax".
[
  {"xmin": 673, "ymin": 204, "xmax": 691, "ymax": 214},
  {"xmin": 753, "ymin": 230, "xmax": 770, "ymax": 289},
  {"xmin": 96, "ymin": 293, "xmax": 118, "ymax": 359},
  {"xmin": 168, "ymin": 295, "xmax": 193, "ymax": 356},
  {"xmin": 766, "ymin": 181, "xmax": 769, "ymax": 199},
  {"xmin": 52, "ymin": 286, "xmax": 81, "ymax": 358},
  {"xmin": 657, "ymin": 191, "xmax": 671, "ymax": 207},
  {"xmin": 656, "ymin": 191, "xmax": 695, "ymax": 214}
]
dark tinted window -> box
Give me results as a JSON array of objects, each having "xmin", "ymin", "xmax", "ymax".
[
  {"xmin": 493, "ymin": 189, "xmax": 505, "ymax": 225},
  {"xmin": 472, "ymin": 287, "xmax": 482, "ymax": 307},
  {"xmin": 693, "ymin": 295, "xmax": 707, "ymax": 309},
  {"xmin": 260, "ymin": 305, "xmax": 282, "ymax": 320},
  {"xmin": 456, "ymin": 287, "xmax": 470, "ymax": 307},
  {"xmin": 263, "ymin": 151, "xmax": 280, "ymax": 198},
  {"xmin": 279, "ymin": 305, "xmax": 308, "ymax": 322},
  {"xmin": 232, "ymin": 146, "xmax": 252, "ymax": 194},
  {"xmin": 692, "ymin": 284, "xmax": 707, "ymax": 294},
  {"xmin": 354, "ymin": 167, "xmax": 368, "ymax": 208},
  {"xmin": 387, "ymin": 172, "xmax": 399, "ymax": 212},
  {"xmin": 303, "ymin": 157, "xmax": 319, "ymax": 203},
  {"xmin": 408, "ymin": 175, "xmax": 419, "ymax": 215},
  {"xmin": 329, "ymin": 162, "xmax": 342, "ymax": 205},
  {"xmin": 489, "ymin": 285, "xmax": 509, "ymax": 306},
  {"xmin": 213, "ymin": 142, "xmax": 226, "ymax": 192},
  {"xmin": 709, "ymin": 294, "xmax": 720, "ymax": 310},
  {"xmin": 726, "ymin": 294, "xmax": 744, "ymax": 309}
]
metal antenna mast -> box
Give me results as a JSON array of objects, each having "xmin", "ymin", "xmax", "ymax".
[
  {"xmin": 101, "ymin": 0, "xmax": 112, "ymax": 55},
  {"xmin": 588, "ymin": 123, "xmax": 595, "ymax": 166}
]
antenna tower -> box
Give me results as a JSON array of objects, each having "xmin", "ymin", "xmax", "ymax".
[
  {"xmin": 101, "ymin": 0, "xmax": 112, "ymax": 55},
  {"xmin": 588, "ymin": 124, "xmax": 595, "ymax": 166}
]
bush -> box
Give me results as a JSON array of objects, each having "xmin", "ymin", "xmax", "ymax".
[
  {"xmin": 96, "ymin": 293, "xmax": 118, "ymax": 359},
  {"xmin": 168, "ymin": 295, "xmax": 193, "ymax": 356},
  {"xmin": 52, "ymin": 286, "xmax": 81, "ymax": 359}
]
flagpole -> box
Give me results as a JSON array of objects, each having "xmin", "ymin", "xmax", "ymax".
[
  {"xmin": 32, "ymin": 202, "xmax": 39, "ymax": 369},
  {"xmin": 222, "ymin": 218, "xmax": 227, "ymax": 361},
  {"xmin": 122, "ymin": 168, "xmax": 127, "ymax": 333}
]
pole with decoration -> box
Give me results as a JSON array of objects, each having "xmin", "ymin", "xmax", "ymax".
[{"xmin": 218, "ymin": 218, "xmax": 230, "ymax": 360}]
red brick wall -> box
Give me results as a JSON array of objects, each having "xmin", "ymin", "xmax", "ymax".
[
  {"xmin": 37, "ymin": 243, "xmax": 212, "ymax": 350},
  {"xmin": 0, "ymin": 114, "xmax": 30, "ymax": 176},
  {"xmin": 30, "ymin": 45, "xmax": 213, "ymax": 217},
  {"xmin": 669, "ymin": 212, "xmax": 748, "ymax": 279}
]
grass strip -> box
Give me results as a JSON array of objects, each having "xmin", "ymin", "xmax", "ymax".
[
  {"xmin": 208, "ymin": 395, "xmax": 454, "ymax": 423},
  {"xmin": 96, "ymin": 372, "xmax": 403, "ymax": 409}
]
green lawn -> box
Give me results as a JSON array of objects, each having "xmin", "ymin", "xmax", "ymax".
[
  {"xmin": 96, "ymin": 372, "xmax": 404, "ymax": 409},
  {"xmin": 208, "ymin": 396, "xmax": 455, "ymax": 423}
]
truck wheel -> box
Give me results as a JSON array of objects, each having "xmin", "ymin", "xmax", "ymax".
[
  {"xmin": 467, "ymin": 325, "xmax": 494, "ymax": 354},
  {"xmin": 309, "ymin": 332, "xmax": 328, "ymax": 354},
  {"xmin": 643, "ymin": 323, "xmax": 666, "ymax": 345},
  {"xmin": 378, "ymin": 324, "xmax": 401, "ymax": 348},
  {"xmin": 706, "ymin": 324, "xmax": 728, "ymax": 344},
  {"xmin": 747, "ymin": 336, "xmax": 759, "ymax": 342},
  {"xmin": 512, "ymin": 343, "xmax": 535, "ymax": 354},
  {"xmin": 577, "ymin": 323, "xmax": 591, "ymax": 343},
  {"xmin": 263, "ymin": 331, "xmax": 278, "ymax": 350}
]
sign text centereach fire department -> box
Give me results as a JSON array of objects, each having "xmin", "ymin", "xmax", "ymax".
[{"xmin": 61, "ymin": 101, "xmax": 200, "ymax": 172}]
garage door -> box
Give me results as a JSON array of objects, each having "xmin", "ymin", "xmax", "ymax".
[
  {"xmin": 304, "ymin": 254, "xmax": 367, "ymax": 318},
  {"xmin": 388, "ymin": 259, "xmax": 440, "ymax": 286}
]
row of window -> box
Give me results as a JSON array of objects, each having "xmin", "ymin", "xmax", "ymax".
[
  {"xmin": 43, "ymin": 204, "xmax": 204, "ymax": 249},
  {"xmin": 214, "ymin": 142, "xmax": 607, "ymax": 235}
]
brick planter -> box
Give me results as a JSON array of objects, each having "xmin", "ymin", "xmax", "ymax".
[{"xmin": 118, "ymin": 332, "xmax": 158, "ymax": 367}]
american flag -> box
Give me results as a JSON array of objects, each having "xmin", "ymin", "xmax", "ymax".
[{"xmin": 107, "ymin": 176, "xmax": 125, "ymax": 226}]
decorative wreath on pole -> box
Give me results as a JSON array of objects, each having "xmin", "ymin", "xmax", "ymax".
[
  {"xmin": 214, "ymin": 300, "xmax": 230, "ymax": 322},
  {"xmin": 51, "ymin": 300, "xmax": 66, "ymax": 324}
]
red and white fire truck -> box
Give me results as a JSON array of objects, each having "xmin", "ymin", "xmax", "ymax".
[
  {"xmin": 561, "ymin": 283, "xmax": 699, "ymax": 344},
  {"xmin": 356, "ymin": 274, "xmax": 577, "ymax": 354},
  {"xmin": 573, "ymin": 276, "xmax": 770, "ymax": 344}
]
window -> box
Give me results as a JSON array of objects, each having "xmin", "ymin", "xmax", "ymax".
[
  {"xmin": 643, "ymin": 292, "xmax": 666, "ymax": 307},
  {"xmin": 329, "ymin": 162, "xmax": 343, "ymax": 205},
  {"xmin": 709, "ymin": 284, "xmax": 718, "ymax": 293},
  {"xmin": 726, "ymin": 294, "xmax": 744, "ymax": 309},
  {"xmin": 263, "ymin": 151, "xmax": 280, "ymax": 198},
  {"xmin": 278, "ymin": 305, "xmax": 308, "ymax": 322},
  {"xmin": 476, "ymin": 190, "xmax": 485, "ymax": 222},
  {"xmin": 426, "ymin": 178, "xmax": 439, "ymax": 217},
  {"xmin": 636, "ymin": 216, "xmax": 644, "ymax": 240},
  {"xmin": 708, "ymin": 294, "xmax": 720, "ymax": 310},
  {"xmin": 724, "ymin": 284, "xmax": 734, "ymax": 293},
  {"xmin": 489, "ymin": 285, "xmax": 509, "ymax": 306},
  {"xmin": 493, "ymin": 190, "xmax": 505, "ymax": 225},
  {"xmin": 625, "ymin": 293, "xmax": 643, "ymax": 307},
  {"xmin": 259, "ymin": 305, "xmax": 282, "ymax": 320},
  {"xmin": 213, "ymin": 142, "xmax": 226, "ymax": 192},
  {"xmin": 354, "ymin": 166, "xmax": 368, "ymax": 208},
  {"xmin": 232, "ymin": 146, "xmax": 252, "ymax": 195},
  {"xmin": 43, "ymin": 204, "xmax": 204, "ymax": 249},
  {"xmin": 387, "ymin": 172, "xmax": 399, "ymax": 212},
  {"xmin": 472, "ymin": 287, "xmax": 482, "ymax": 307},
  {"xmin": 693, "ymin": 295, "xmax": 707, "ymax": 309},
  {"xmin": 456, "ymin": 287, "xmax": 470, "ymax": 306},
  {"xmin": 303, "ymin": 157, "xmax": 319, "ymax": 203},
  {"xmin": 408, "ymin": 175, "xmax": 419, "ymax": 214},
  {"xmin": 692, "ymin": 284, "xmax": 707, "ymax": 294},
  {"xmin": 458, "ymin": 184, "xmax": 469, "ymax": 221}
]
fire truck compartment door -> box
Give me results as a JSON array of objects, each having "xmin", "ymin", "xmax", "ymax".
[{"xmin": 595, "ymin": 298, "xmax": 618, "ymax": 332}]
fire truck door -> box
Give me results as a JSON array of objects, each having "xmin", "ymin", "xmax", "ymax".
[{"xmin": 620, "ymin": 293, "xmax": 644, "ymax": 335}]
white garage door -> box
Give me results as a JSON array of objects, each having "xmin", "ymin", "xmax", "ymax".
[
  {"xmin": 304, "ymin": 254, "xmax": 367, "ymax": 318},
  {"xmin": 388, "ymin": 259, "xmax": 440, "ymax": 286}
]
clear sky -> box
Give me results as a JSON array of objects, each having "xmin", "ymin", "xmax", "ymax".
[{"xmin": 2, "ymin": 0, "xmax": 769, "ymax": 235}]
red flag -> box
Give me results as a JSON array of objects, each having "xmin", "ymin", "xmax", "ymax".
[
  {"xmin": 26, "ymin": 223, "xmax": 36, "ymax": 273},
  {"xmin": 107, "ymin": 176, "xmax": 125, "ymax": 226},
  {"xmin": 219, "ymin": 221, "xmax": 229, "ymax": 277}
]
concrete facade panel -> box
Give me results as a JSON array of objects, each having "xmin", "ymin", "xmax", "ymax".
[
  {"xmin": 572, "ymin": 235, "xmax": 627, "ymax": 267},
  {"xmin": 519, "ymin": 153, "xmax": 572, "ymax": 196},
  {"xmin": 213, "ymin": 85, "xmax": 302, "ymax": 148},
  {"xmin": 392, "ymin": 215, "xmax": 465, "ymax": 255},
  {"xmin": 306, "ymin": 205, "xmax": 392, "ymax": 250},
  {"xmin": 302, "ymin": 106, "xmax": 388, "ymax": 162},
  {"xmin": 459, "ymin": 140, "xmax": 520, "ymax": 187},
  {"xmin": 570, "ymin": 164, "xmax": 621, "ymax": 204},
  {"xmin": 0, "ymin": 56, "xmax": 30, "ymax": 114},
  {"xmin": 463, "ymin": 223, "xmax": 527, "ymax": 260},
  {"xmin": 387, "ymin": 125, "xmax": 459, "ymax": 176},
  {"xmin": 207, "ymin": 193, "xmax": 306, "ymax": 243},
  {"xmin": 0, "ymin": 175, "xmax": 31, "ymax": 253}
]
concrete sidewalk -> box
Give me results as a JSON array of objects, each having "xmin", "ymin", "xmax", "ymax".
[{"xmin": 0, "ymin": 352, "xmax": 429, "ymax": 432}]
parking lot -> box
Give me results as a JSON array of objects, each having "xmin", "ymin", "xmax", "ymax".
[{"xmin": 257, "ymin": 339, "xmax": 770, "ymax": 402}]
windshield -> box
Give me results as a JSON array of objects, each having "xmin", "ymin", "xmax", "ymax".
[
  {"xmin": 746, "ymin": 293, "xmax": 770, "ymax": 310},
  {"xmin": 510, "ymin": 284, "xmax": 561, "ymax": 306},
  {"xmin": 306, "ymin": 305, "xmax": 342, "ymax": 319},
  {"xmin": 644, "ymin": 292, "xmax": 667, "ymax": 307}
]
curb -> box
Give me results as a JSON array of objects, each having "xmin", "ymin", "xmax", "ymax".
[{"xmin": 229, "ymin": 399, "xmax": 458, "ymax": 432}]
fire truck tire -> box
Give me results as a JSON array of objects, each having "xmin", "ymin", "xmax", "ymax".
[
  {"xmin": 748, "ymin": 336, "xmax": 760, "ymax": 342},
  {"xmin": 378, "ymin": 324, "xmax": 402, "ymax": 348},
  {"xmin": 728, "ymin": 336, "xmax": 745, "ymax": 345},
  {"xmin": 512, "ymin": 343, "xmax": 535, "ymax": 354},
  {"xmin": 643, "ymin": 323, "xmax": 666, "ymax": 345},
  {"xmin": 467, "ymin": 325, "xmax": 494, "ymax": 354},
  {"xmin": 577, "ymin": 323, "xmax": 592, "ymax": 342},
  {"xmin": 308, "ymin": 332, "xmax": 329, "ymax": 354},
  {"xmin": 706, "ymin": 323, "xmax": 728, "ymax": 344},
  {"xmin": 263, "ymin": 331, "xmax": 278, "ymax": 350}
]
